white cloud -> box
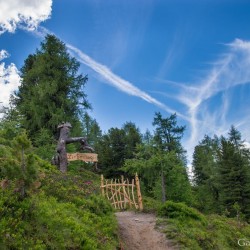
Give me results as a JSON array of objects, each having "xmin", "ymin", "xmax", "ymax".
[
  {"xmin": 0, "ymin": 1, "xmax": 52, "ymax": 112},
  {"xmin": 67, "ymin": 43, "xmax": 177, "ymax": 112},
  {"xmin": 0, "ymin": 0, "xmax": 52, "ymax": 35},
  {"xmin": 36, "ymin": 25, "xmax": 180, "ymax": 117},
  {"xmin": 66, "ymin": 43, "xmax": 192, "ymax": 121},
  {"xmin": 244, "ymin": 141, "xmax": 250, "ymax": 149},
  {"xmin": 0, "ymin": 50, "xmax": 10, "ymax": 61},
  {"xmin": 170, "ymin": 39, "xmax": 250, "ymax": 163},
  {"xmin": 0, "ymin": 61, "xmax": 21, "ymax": 107}
]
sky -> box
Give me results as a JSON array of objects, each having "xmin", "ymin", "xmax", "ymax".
[{"xmin": 1, "ymin": 0, "xmax": 250, "ymax": 164}]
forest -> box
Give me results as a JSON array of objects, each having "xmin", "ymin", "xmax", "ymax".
[{"xmin": 1, "ymin": 34, "xmax": 250, "ymax": 249}]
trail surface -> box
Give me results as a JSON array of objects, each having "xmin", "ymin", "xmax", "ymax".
[{"xmin": 116, "ymin": 211, "xmax": 177, "ymax": 250}]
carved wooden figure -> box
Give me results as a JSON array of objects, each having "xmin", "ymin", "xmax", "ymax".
[{"xmin": 52, "ymin": 122, "xmax": 94, "ymax": 172}]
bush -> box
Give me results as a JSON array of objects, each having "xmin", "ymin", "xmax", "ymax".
[
  {"xmin": 0, "ymin": 169, "xmax": 119, "ymax": 249},
  {"xmin": 156, "ymin": 201, "xmax": 250, "ymax": 249},
  {"xmin": 158, "ymin": 201, "xmax": 207, "ymax": 224},
  {"xmin": 142, "ymin": 196, "xmax": 162, "ymax": 213}
]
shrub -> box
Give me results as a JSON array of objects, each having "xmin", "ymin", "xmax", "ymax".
[{"xmin": 158, "ymin": 201, "xmax": 207, "ymax": 224}]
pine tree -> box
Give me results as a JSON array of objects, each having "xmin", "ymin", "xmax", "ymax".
[
  {"xmin": 152, "ymin": 112, "xmax": 189, "ymax": 202},
  {"xmin": 13, "ymin": 35, "xmax": 90, "ymax": 142},
  {"xmin": 153, "ymin": 112, "xmax": 185, "ymax": 154},
  {"xmin": 96, "ymin": 123, "xmax": 142, "ymax": 178},
  {"xmin": 81, "ymin": 112, "xmax": 102, "ymax": 149},
  {"xmin": 192, "ymin": 135, "xmax": 220, "ymax": 213},
  {"xmin": 122, "ymin": 122, "xmax": 142, "ymax": 159},
  {"xmin": 218, "ymin": 129, "xmax": 250, "ymax": 219}
]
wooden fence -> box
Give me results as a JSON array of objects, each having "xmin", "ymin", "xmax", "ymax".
[{"xmin": 100, "ymin": 174, "xmax": 143, "ymax": 211}]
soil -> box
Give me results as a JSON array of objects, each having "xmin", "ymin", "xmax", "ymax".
[{"xmin": 116, "ymin": 211, "xmax": 178, "ymax": 250}]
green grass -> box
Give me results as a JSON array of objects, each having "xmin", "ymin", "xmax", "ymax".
[
  {"xmin": 156, "ymin": 201, "xmax": 250, "ymax": 250},
  {"xmin": 0, "ymin": 167, "xmax": 119, "ymax": 250}
]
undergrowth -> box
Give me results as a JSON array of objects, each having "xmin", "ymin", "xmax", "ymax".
[
  {"xmin": 0, "ymin": 167, "xmax": 119, "ymax": 249},
  {"xmin": 156, "ymin": 201, "xmax": 250, "ymax": 249}
]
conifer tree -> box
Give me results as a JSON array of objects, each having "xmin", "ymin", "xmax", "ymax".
[
  {"xmin": 153, "ymin": 112, "xmax": 185, "ymax": 155},
  {"xmin": 218, "ymin": 128, "xmax": 250, "ymax": 219},
  {"xmin": 13, "ymin": 35, "xmax": 90, "ymax": 143},
  {"xmin": 96, "ymin": 123, "xmax": 142, "ymax": 178},
  {"xmin": 192, "ymin": 135, "xmax": 220, "ymax": 213},
  {"xmin": 192, "ymin": 126, "xmax": 250, "ymax": 219},
  {"xmin": 152, "ymin": 112, "xmax": 187, "ymax": 202}
]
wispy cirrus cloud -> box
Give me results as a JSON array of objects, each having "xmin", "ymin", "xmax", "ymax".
[
  {"xmin": 163, "ymin": 38, "xmax": 250, "ymax": 162},
  {"xmin": 35, "ymin": 26, "xmax": 184, "ymax": 119},
  {"xmin": 66, "ymin": 43, "xmax": 184, "ymax": 117}
]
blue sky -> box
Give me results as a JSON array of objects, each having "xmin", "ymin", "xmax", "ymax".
[{"xmin": 1, "ymin": 0, "xmax": 250, "ymax": 163}]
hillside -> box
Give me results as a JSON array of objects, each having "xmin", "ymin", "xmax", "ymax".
[
  {"xmin": 0, "ymin": 165, "xmax": 119, "ymax": 249},
  {"xmin": 2, "ymin": 138, "xmax": 250, "ymax": 249}
]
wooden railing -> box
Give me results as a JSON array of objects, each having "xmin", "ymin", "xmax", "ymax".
[{"xmin": 100, "ymin": 174, "xmax": 143, "ymax": 211}]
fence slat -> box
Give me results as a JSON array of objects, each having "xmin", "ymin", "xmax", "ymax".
[
  {"xmin": 100, "ymin": 174, "xmax": 143, "ymax": 211},
  {"xmin": 135, "ymin": 173, "xmax": 143, "ymax": 211}
]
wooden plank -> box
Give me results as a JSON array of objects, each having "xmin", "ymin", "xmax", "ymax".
[
  {"xmin": 135, "ymin": 173, "xmax": 143, "ymax": 211},
  {"xmin": 117, "ymin": 179, "xmax": 122, "ymax": 209},
  {"xmin": 121, "ymin": 176, "xmax": 126, "ymax": 209},
  {"xmin": 100, "ymin": 175, "xmax": 104, "ymax": 196},
  {"xmin": 110, "ymin": 179, "xmax": 117, "ymax": 209},
  {"xmin": 131, "ymin": 179, "xmax": 138, "ymax": 209},
  {"xmin": 100, "ymin": 183, "xmax": 134, "ymax": 187},
  {"xmin": 100, "ymin": 174, "xmax": 143, "ymax": 211},
  {"xmin": 67, "ymin": 153, "xmax": 98, "ymax": 162},
  {"xmin": 127, "ymin": 178, "xmax": 132, "ymax": 208}
]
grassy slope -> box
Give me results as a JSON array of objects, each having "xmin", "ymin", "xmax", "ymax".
[
  {"xmin": 146, "ymin": 200, "xmax": 250, "ymax": 250},
  {"xmin": 0, "ymin": 166, "xmax": 119, "ymax": 250},
  {"xmin": 2, "ymin": 159, "xmax": 250, "ymax": 249}
]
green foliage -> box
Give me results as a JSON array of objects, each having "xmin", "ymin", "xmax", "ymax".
[
  {"xmin": 192, "ymin": 135, "xmax": 220, "ymax": 213},
  {"xmin": 157, "ymin": 201, "xmax": 250, "ymax": 249},
  {"xmin": 142, "ymin": 196, "xmax": 162, "ymax": 213},
  {"xmin": 158, "ymin": 201, "xmax": 207, "ymax": 224},
  {"xmin": 97, "ymin": 122, "xmax": 142, "ymax": 178},
  {"xmin": 153, "ymin": 112, "xmax": 185, "ymax": 155},
  {"xmin": 0, "ymin": 131, "xmax": 40, "ymax": 197},
  {"xmin": 0, "ymin": 169, "xmax": 118, "ymax": 249},
  {"xmin": 0, "ymin": 119, "xmax": 25, "ymax": 145},
  {"xmin": 123, "ymin": 149, "xmax": 193, "ymax": 205},
  {"xmin": 217, "ymin": 137, "xmax": 250, "ymax": 219},
  {"xmin": 31, "ymin": 193, "xmax": 116, "ymax": 250},
  {"xmin": 81, "ymin": 112, "xmax": 102, "ymax": 149},
  {"xmin": 0, "ymin": 120, "xmax": 118, "ymax": 249},
  {"xmin": 33, "ymin": 128, "xmax": 56, "ymax": 160},
  {"xmin": 192, "ymin": 128, "xmax": 250, "ymax": 220},
  {"xmin": 13, "ymin": 34, "xmax": 90, "ymax": 141}
]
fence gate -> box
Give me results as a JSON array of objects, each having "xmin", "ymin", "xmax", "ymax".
[{"xmin": 100, "ymin": 173, "xmax": 143, "ymax": 211}]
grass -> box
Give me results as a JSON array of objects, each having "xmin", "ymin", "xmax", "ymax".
[
  {"xmin": 0, "ymin": 166, "xmax": 119, "ymax": 250},
  {"xmin": 156, "ymin": 201, "xmax": 250, "ymax": 250}
]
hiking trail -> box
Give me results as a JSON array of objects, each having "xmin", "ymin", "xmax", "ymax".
[{"xmin": 116, "ymin": 211, "xmax": 177, "ymax": 250}]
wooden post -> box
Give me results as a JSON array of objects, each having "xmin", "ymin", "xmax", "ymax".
[
  {"xmin": 127, "ymin": 178, "xmax": 132, "ymax": 208},
  {"xmin": 131, "ymin": 179, "xmax": 137, "ymax": 209},
  {"xmin": 101, "ymin": 175, "xmax": 104, "ymax": 196},
  {"xmin": 121, "ymin": 176, "xmax": 126, "ymax": 209},
  {"xmin": 100, "ymin": 174, "xmax": 143, "ymax": 211},
  {"xmin": 53, "ymin": 122, "xmax": 94, "ymax": 172},
  {"xmin": 135, "ymin": 173, "xmax": 143, "ymax": 211}
]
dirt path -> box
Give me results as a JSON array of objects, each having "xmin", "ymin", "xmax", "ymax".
[{"xmin": 116, "ymin": 211, "xmax": 177, "ymax": 250}]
